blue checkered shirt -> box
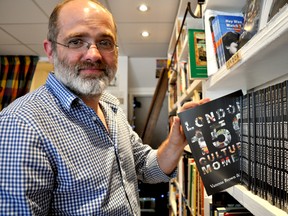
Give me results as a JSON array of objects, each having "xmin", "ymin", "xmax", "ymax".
[{"xmin": 0, "ymin": 73, "xmax": 173, "ymax": 215}]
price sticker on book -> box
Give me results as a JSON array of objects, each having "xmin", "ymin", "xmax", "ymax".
[{"xmin": 226, "ymin": 51, "xmax": 241, "ymax": 70}]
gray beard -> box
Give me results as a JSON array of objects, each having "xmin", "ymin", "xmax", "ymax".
[{"xmin": 53, "ymin": 56, "xmax": 116, "ymax": 96}]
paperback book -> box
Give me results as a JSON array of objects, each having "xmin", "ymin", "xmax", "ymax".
[
  {"xmin": 179, "ymin": 90, "xmax": 243, "ymax": 195},
  {"xmin": 239, "ymin": 0, "xmax": 263, "ymax": 48},
  {"xmin": 204, "ymin": 10, "xmax": 243, "ymax": 76},
  {"xmin": 188, "ymin": 29, "xmax": 207, "ymax": 79},
  {"xmin": 238, "ymin": 80, "xmax": 288, "ymax": 212},
  {"xmin": 212, "ymin": 15, "xmax": 244, "ymax": 67}
]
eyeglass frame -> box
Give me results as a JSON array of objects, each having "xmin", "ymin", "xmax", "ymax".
[{"xmin": 50, "ymin": 39, "xmax": 118, "ymax": 53}]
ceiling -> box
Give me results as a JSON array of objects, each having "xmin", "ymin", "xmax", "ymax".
[{"xmin": 0, "ymin": 0, "xmax": 180, "ymax": 58}]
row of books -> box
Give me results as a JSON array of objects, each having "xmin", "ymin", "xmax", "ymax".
[
  {"xmin": 173, "ymin": 81, "xmax": 288, "ymax": 214},
  {"xmin": 168, "ymin": 64, "xmax": 202, "ymax": 113},
  {"xmin": 173, "ymin": 155, "xmax": 205, "ymax": 216},
  {"xmin": 173, "ymin": 154, "xmax": 253, "ymax": 216},
  {"xmin": 240, "ymin": 80, "xmax": 288, "ymax": 212},
  {"xmin": 205, "ymin": 0, "xmax": 288, "ymax": 76},
  {"xmin": 168, "ymin": 17, "xmax": 208, "ymax": 112}
]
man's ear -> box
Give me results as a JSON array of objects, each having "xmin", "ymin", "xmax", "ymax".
[{"xmin": 43, "ymin": 39, "xmax": 54, "ymax": 64}]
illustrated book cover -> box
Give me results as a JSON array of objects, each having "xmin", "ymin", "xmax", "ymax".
[
  {"xmin": 179, "ymin": 90, "xmax": 243, "ymax": 195},
  {"xmin": 239, "ymin": 0, "xmax": 263, "ymax": 49},
  {"xmin": 188, "ymin": 29, "xmax": 207, "ymax": 79},
  {"xmin": 212, "ymin": 15, "xmax": 244, "ymax": 67},
  {"xmin": 204, "ymin": 10, "xmax": 243, "ymax": 76}
]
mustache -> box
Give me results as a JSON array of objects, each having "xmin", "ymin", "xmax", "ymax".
[{"xmin": 75, "ymin": 61, "xmax": 107, "ymax": 72}]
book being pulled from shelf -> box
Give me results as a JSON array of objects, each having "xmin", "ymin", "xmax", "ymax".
[{"xmin": 179, "ymin": 90, "xmax": 243, "ymax": 196}]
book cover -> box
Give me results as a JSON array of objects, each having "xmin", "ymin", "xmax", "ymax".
[
  {"xmin": 188, "ymin": 29, "xmax": 207, "ymax": 79},
  {"xmin": 204, "ymin": 10, "xmax": 243, "ymax": 76},
  {"xmin": 239, "ymin": 0, "xmax": 263, "ymax": 49},
  {"xmin": 179, "ymin": 90, "xmax": 243, "ymax": 195},
  {"xmin": 212, "ymin": 15, "xmax": 244, "ymax": 67}
]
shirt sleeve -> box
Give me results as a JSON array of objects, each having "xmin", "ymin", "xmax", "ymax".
[
  {"xmin": 129, "ymin": 129, "xmax": 177, "ymax": 183},
  {"xmin": 0, "ymin": 114, "xmax": 54, "ymax": 215}
]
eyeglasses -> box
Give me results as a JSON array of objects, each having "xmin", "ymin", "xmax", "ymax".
[{"xmin": 52, "ymin": 39, "xmax": 118, "ymax": 53}]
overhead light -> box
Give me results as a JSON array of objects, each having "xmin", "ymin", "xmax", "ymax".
[
  {"xmin": 138, "ymin": 4, "xmax": 148, "ymax": 12},
  {"xmin": 141, "ymin": 31, "xmax": 150, "ymax": 37}
]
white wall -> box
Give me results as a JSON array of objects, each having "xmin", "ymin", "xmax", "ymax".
[
  {"xmin": 128, "ymin": 57, "xmax": 161, "ymax": 122},
  {"xmin": 134, "ymin": 95, "xmax": 168, "ymax": 148},
  {"xmin": 106, "ymin": 56, "xmax": 128, "ymax": 116},
  {"xmin": 128, "ymin": 57, "xmax": 158, "ymax": 90},
  {"xmin": 127, "ymin": 57, "xmax": 169, "ymax": 147}
]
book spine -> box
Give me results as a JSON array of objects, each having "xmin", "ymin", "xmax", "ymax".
[{"xmin": 239, "ymin": 80, "xmax": 288, "ymax": 212}]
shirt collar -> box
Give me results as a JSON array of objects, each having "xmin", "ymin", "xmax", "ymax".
[
  {"xmin": 100, "ymin": 91, "xmax": 120, "ymax": 114},
  {"xmin": 45, "ymin": 72, "xmax": 119, "ymax": 113}
]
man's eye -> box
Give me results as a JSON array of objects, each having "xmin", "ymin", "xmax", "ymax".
[
  {"xmin": 68, "ymin": 39, "xmax": 84, "ymax": 47},
  {"xmin": 99, "ymin": 40, "xmax": 112, "ymax": 47}
]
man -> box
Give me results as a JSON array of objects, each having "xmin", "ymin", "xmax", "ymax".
[{"xmin": 0, "ymin": 0, "xmax": 209, "ymax": 214}]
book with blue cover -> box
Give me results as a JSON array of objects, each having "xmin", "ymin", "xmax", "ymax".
[{"xmin": 212, "ymin": 15, "xmax": 244, "ymax": 67}]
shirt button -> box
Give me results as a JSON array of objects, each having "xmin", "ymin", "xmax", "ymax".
[{"xmin": 92, "ymin": 116, "xmax": 97, "ymax": 121}]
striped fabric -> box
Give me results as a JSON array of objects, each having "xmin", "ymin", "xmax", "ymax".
[{"xmin": 0, "ymin": 56, "xmax": 39, "ymax": 110}]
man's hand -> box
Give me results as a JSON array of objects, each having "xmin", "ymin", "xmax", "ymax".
[
  {"xmin": 178, "ymin": 98, "xmax": 210, "ymax": 113},
  {"xmin": 157, "ymin": 98, "xmax": 210, "ymax": 175}
]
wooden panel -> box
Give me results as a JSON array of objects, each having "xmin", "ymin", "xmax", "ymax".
[{"xmin": 30, "ymin": 62, "xmax": 53, "ymax": 92}]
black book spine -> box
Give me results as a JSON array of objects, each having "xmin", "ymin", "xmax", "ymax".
[
  {"xmin": 259, "ymin": 88, "xmax": 265, "ymax": 199},
  {"xmin": 252, "ymin": 91, "xmax": 257, "ymax": 194},
  {"xmin": 271, "ymin": 85, "xmax": 275, "ymax": 205},
  {"xmin": 264, "ymin": 87, "xmax": 268, "ymax": 201}
]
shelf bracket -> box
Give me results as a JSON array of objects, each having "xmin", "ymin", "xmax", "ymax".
[
  {"xmin": 168, "ymin": 0, "xmax": 205, "ymax": 69},
  {"xmin": 187, "ymin": 0, "xmax": 205, "ymax": 19}
]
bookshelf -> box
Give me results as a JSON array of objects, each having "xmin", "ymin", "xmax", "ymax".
[
  {"xmin": 167, "ymin": 0, "xmax": 205, "ymax": 114},
  {"xmin": 168, "ymin": 0, "xmax": 288, "ymax": 216},
  {"xmin": 226, "ymin": 185, "xmax": 287, "ymax": 216},
  {"xmin": 203, "ymin": 3, "xmax": 288, "ymax": 100}
]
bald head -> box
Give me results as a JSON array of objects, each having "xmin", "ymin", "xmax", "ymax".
[{"xmin": 47, "ymin": 0, "xmax": 117, "ymax": 50}]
